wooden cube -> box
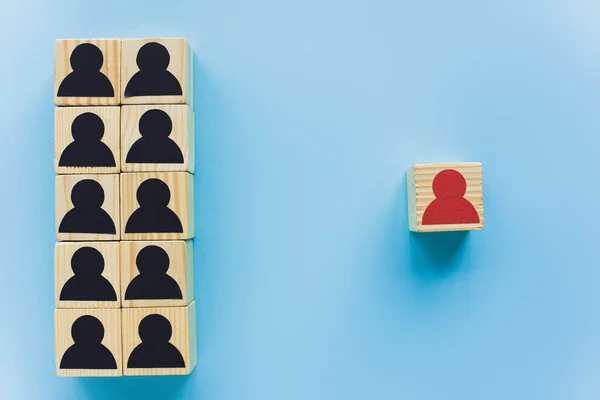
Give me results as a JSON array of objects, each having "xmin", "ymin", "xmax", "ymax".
[
  {"xmin": 121, "ymin": 105, "xmax": 194, "ymax": 173},
  {"xmin": 56, "ymin": 174, "xmax": 120, "ymax": 241},
  {"xmin": 121, "ymin": 38, "xmax": 193, "ymax": 105},
  {"xmin": 121, "ymin": 240, "xmax": 194, "ymax": 308},
  {"xmin": 54, "ymin": 39, "xmax": 121, "ymax": 106},
  {"xmin": 55, "ymin": 106, "xmax": 120, "ymax": 174},
  {"xmin": 407, "ymin": 162, "xmax": 484, "ymax": 232},
  {"xmin": 55, "ymin": 242, "xmax": 120, "ymax": 309},
  {"xmin": 122, "ymin": 302, "xmax": 197, "ymax": 376},
  {"xmin": 120, "ymin": 172, "xmax": 194, "ymax": 240},
  {"xmin": 55, "ymin": 308, "xmax": 122, "ymax": 376}
]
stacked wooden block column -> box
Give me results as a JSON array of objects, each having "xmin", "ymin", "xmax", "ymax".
[{"xmin": 53, "ymin": 38, "xmax": 196, "ymax": 377}]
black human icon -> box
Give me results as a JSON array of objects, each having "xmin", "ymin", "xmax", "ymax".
[
  {"xmin": 125, "ymin": 245, "xmax": 183, "ymax": 300},
  {"xmin": 60, "ymin": 315, "xmax": 117, "ymax": 369},
  {"xmin": 57, "ymin": 43, "xmax": 114, "ymax": 97},
  {"xmin": 125, "ymin": 109, "xmax": 184, "ymax": 164},
  {"xmin": 58, "ymin": 112, "xmax": 116, "ymax": 167},
  {"xmin": 127, "ymin": 314, "xmax": 185, "ymax": 368},
  {"xmin": 60, "ymin": 247, "xmax": 117, "ymax": 302},
  {"xmin": 59, "ymin": 179, "xmax": 116, "ymax": 234},
  {"xmin": 124, "ymin": 42, "xmax": 183, "ymax": 97},
  {"xmin": 124, "ymin": 179, "xmax": 183, "ymax": 233}
]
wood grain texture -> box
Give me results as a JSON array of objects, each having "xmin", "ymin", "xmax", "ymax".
[
  {"xmin": 120, "ymin": 172, "xmax": 194, "ymax": 240},
  {"xmin": 122, "ymin": 301, "xmax": 197, "ymax": 376},
  {"xmin": 54, "ymin": 106, "xmax": 120, "ymax": 174},
  {"xmin": 407, "ymin": 162, "xmax": 484, "ymax": 232},
  {"xmin": 120, "ymin": 240, "xmax": 194, "ymax": 308},
  {"xmin": 121, "ymin": 38, "xmax": 193, "ymax": 106},
  {"xmin": 55, "ymin": 174, "xmax": 120, "ymax": 241},
  {"xmin": 55, "ymin": 308, "xmax": 122, "ymax": 376},
  {"xmin": 55, "ymin": 241, "xmax": 120, "ymax": 308},
  {"xmin": 54, "ymin": 39, "xmax": 121, "ymax": 106},
  {"xmin": 120, "ymin": 105, "xmax": 194, "ymax": 173}
]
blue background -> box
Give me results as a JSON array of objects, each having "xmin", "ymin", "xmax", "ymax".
[{"xmin": 1, "ymin": 0, "xmax": 599, "ymax": 399}]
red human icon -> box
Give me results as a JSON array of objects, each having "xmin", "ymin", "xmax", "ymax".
[{"xmin": 422, "ymin": 169, "xmax": 480, "ymax": 225}]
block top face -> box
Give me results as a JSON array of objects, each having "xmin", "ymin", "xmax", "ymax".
[
  {"xmin": 121, "ymin": 172, "xmax": 194, "ymax": 240},
  {"xmin": 121, "ymin": 105, "xmax": 194, "ymax": 173},
  {"xmin": 121, "ymin": 38, "xmax": 192, "ymax": 105},
  {"xmin": 122, "ymin": 302, "xmax": 197, "ymax": 376},
  {"xmin": 409, "ymin": 162, "xmax": 484, "ymax": 232},
  {"xmin": 55, "ymin": 308, "xmax": 122, "ymax": 377},
  {"xmin": 55, "ymin": 106, "xmax": 120, "ymax": 174},
  {"xmin": 54, "ymin": 39, "xmax": 121, "ymax": 106},
  {"xmin": 55, "ymin": 241, "xmax": 121, "ymax": 309},
  {"xmin": 56, "ymin": 174, "xmax": 120, "ymax": 241},
  {"xmin": 121, "ymin": 240, "xmax": 194, "ymax": 308}
]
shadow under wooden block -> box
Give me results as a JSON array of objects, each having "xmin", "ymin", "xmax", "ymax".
[
  {"xmin": 122, "ymin": 301, "xmax": 197, "ymax": 376},
  {"xmin": 56, "ymin": 174, "xmax": 120, "ymax": 241},
  {"xmin": 120, "ymin": 172, "xmax": 194, "ymax": 240},
  {"xmin": 121, "ymin": 38, "xmax": 193, "ymax": 106},
  {"xmin": 54, "ymin": 106, "xmax": 120, "ymax": 174},
  {"xmin": 121, "ymin": 240, "xmax": 194, "ymax": 308},
  {"xmin": 54, "ymin": 39, "xmax": 121, "ymax": 106},
  {"xmin": 55, "ymin": 242, "xmax": 120, "ymax": 309},
  {"xmin": 407, "ymin": 162, "xmax": 484, "ymax": 233},
  {"xmin": 55, "ymin": 308, "xmax": 122, "ymax": 377},
  {"xmin": 121, "ymin": 105, "xmax": 194, "ymax": 173}
]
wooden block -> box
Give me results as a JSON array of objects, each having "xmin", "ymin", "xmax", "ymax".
[
  {"xmin": 122, "ymin": 302, "xmax": 197, "ymax": 376},
  {"xmin": 120, "ymin": 240, "xmax": 194, "ymax": 308},
  {"xmin": 55, "ymin": 308, "xmax": 122, "ymax": 376},
  {"xmin": 121, "ymin": 105, "xmax": 194, "ymax": 173},
  {"xmin": 120, "ymin": 172, "xmax": 194, "ymax": 240},
  {"xmin": 54, "ymin": 106, "xmax": 120, "ymax": 174},
  {"xmin": 56, "ymin": 174, "xmax": 120, "ymax": 241},
  {"xmin": 407, "ymin": 162, "xmax": 484, "ymax": 232},
  {"xmin": 121, "ymin": 38, "xmax": 193, "ymax": 105},
  {"xmin": 54, "ymin": 39, "xmax": 121, "ymax": 106},
  {"xmin": 55, "ymin": 242, "xmax": 120, "ymax": 309}
]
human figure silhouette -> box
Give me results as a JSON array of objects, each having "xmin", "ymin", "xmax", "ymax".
[
  {"xmin": 58, "ymin": 112, "xmax": 116, "ymax": 167},
  {"xmin": 422, "ymin": 169, "xmax": 480, "ymax": 225},
  {"xmin": 127, "ymin": 314, "xmax": 185, "ymax": 368},
  {"xmin": 124, "ymin": 42, "xmax": 183, "ymax": 97},
  {"xmin": 60, "ymin": 315, "xmax": 117, "ymax": 369},
  {"xmin": 59, "ymin": 179, "xmax": 116, "ymax": 234},
  {"xmin": 57, "ymin": 43, "xmax": 114, "ymax": 97},
  {"xmin": 60, "ymin": 247, "xmax": 117, "ymax": 301},
  {"xmin": 125, "ymin": 109, "xmax": 184, "ymax": 164},
  {"xmin": 125, "ymin": 245, "xmax": 182, "ymax": 300},
  {"xmin": 124, "ymin": 179, "xmax": 183, "ymax": 233}
]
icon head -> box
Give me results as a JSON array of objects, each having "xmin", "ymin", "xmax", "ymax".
[
  {"xmin": 71, "ymin": 315, "xmax": 105, "ymax": 344},
  {"xmin": 136, "ymin": 42, "xmax": 170, "ymax": 71},
  {"xmin": 71, "ymin": 179, "xmax": 105, "ymax": 208},
  {"xmin": 70, "ymin": 43, "xmax": 104, "ymax": 72},
  {"xmin": 136, "ymin": 179, "xmax": 170, "ymax": 208},
  {"xmin": 71, "ymin": 247, "xmax": 104, "ymax": 277},
  {"xmin": 432, "ymin": 169, "xmax": 467, "ymax": 199},
  {"xmin": 71, "ymin": 112, "xmax": 104, "ymax": 142},
  {"xmin": 136, "ymin": 245, "xmax": 170, "ymax": 275},
  {"xmin": 139, "ymin": 109, "xmax": 172, "ymax": 139},
  {"xmin": 138, "ymin": 314, "xmax": 172, "ymax": 344}
]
